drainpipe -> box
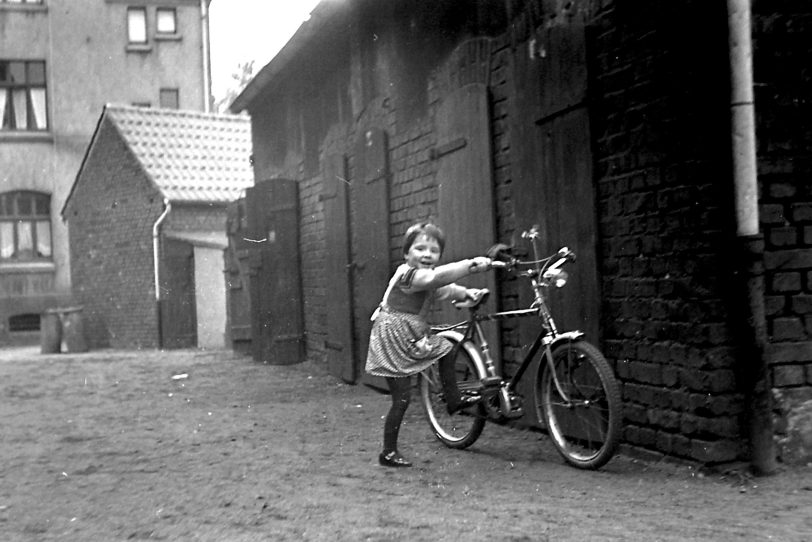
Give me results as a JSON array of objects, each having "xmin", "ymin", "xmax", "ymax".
[
  {"xmin": 727, "ymin": 0, "xmax": 776, "ymax": 475},
  {"xmin": 153, "ymin": 199, "xmax": 171, "ymax": 348},
  {"xmin": 200, "ymin": 0, "xmax": 212, "ymax": 112}
]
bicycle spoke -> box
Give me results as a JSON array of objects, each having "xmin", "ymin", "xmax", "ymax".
[{"xmin": 537, "ymin": 340, "xmax": 621, "ymax": 469}]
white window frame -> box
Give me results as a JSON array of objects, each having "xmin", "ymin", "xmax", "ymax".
[
  {"xmin": 127, "ymin": 7, "xmax": 148, "ymax": 44},
  {"xmin": 156, "ymin": 7, "xmax": 177, "ymax": 35},
  {"xmin": 0, "ymin": 191, "xmax": 52, "ymax": 262},
  {"xmin": 0, "ymin": 60, "xmax": 48, "ymax": 131}
]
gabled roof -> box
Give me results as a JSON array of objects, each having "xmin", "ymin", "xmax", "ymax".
[{"xmin": 66, "ymin": 105, "xmax": 254, "ymax": 213}]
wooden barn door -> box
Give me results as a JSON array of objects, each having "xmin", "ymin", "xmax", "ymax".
[
  {"xmin": 435, "ymin": 83, "xmax": 499, "ymax": 363},
  {"xmin": 322, "ymin": 153, "xmax": 356, "ymax": 383},
  {"xmin": 161, "ymin": 238, "xmax": 197, "ymax": 349},
  {"xmin": 225, "ymin": 199, "xmax": 253, "ymax": 354},
  {"xmin": 511, "ymin": 17, "xmax": 599, "ymax": 344},
  {"xmin": 246, "ymin": 179, "xmax": 305, "ymax": 365},
  {"xmin": 352, "ymin": 127, "xmax": 390, "ymax": 389}
]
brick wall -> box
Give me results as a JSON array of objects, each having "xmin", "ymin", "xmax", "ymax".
[
  {"xmin": 65, "ymin": 118, "xmax": 164, "ymax": 348},
  {"xmin": 752, "ymin": 3, "xmax": 812, "ymax": 390},
  {"xmin": 587, "ymin": 0, "xmax": 747, "ymax": 462}
]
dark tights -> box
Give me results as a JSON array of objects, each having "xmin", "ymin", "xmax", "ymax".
[
  {"xmin": 383, "ymin": 376, "xmax": 412, "ymax": 454},
  {"xmin": 382, "ymin": 355, "xmax": 461, "ymax": 454}
]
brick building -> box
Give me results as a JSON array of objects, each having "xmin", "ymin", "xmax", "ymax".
[
  {"xmin": 230, "ymin": 0, "xmax": 812, "ymax": 465},
  {"xmin": 0, "ymin": 0, "xmax": 212, "ymax": 345},
  {"xmin": 62, "ymin": 105, "xmax": 252, "ymax": 349}
]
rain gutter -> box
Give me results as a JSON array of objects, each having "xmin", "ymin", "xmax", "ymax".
[
  {"xmin": 727, "ymin": 0, "xmax": 776, "ymax": 475},
  {"xmin": 153, "ymin": 199, "xmax": 171, "ymax": 348}
]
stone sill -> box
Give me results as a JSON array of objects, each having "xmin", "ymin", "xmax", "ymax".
[
  {"xmin": 0, "ymin": 132, "xmax": 53, "ymax": 143},
  {"xmin": 0, "ymin": 4, "xmax": 47, "ymax": 13},
  {"xmin": 126, "ymin": 44, "xmax": 153, "ymax": 54},
  {"xmin": 0, "ymin": 261, "xmax": 56, "ymax": 274}
]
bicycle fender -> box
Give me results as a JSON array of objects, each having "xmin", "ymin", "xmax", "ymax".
[
  {"xmin": 435, "ymin": 330, "xmax": 488, "ymax": 380},
  {"xmin": 548, "ymin": 331, "xmax": 585, "ymax": 349}
]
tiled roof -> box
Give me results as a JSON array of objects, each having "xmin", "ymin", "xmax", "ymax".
[{"xmin": 105, "ymin": 105, "xmax": 254, "ymax": 203}]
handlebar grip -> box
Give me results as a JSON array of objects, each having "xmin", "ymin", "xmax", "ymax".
[{"xmin": 490, "ymin": 260, "xmax": 508, "ymax": 269}]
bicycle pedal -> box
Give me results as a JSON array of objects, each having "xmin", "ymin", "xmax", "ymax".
[
  {"xmin": 504, "ymin": 408, "xmax": 524, "ymax": 419},
  {"xmin": 481, "ymin": 376, "xmax": 502, "ymax": 388}
]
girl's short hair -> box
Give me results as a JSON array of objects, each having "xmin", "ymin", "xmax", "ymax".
[{"xmin": 402, "ymin": 222, "xmax": 445, "ymax": 255}]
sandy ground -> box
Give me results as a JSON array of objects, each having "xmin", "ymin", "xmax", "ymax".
[{"xmin": 0, "ymin": 346, "xmax": 810, "ymax": 542}]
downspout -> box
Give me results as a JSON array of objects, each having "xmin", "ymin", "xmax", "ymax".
[
  {"xmin": 200, "ymin": 0, "xmax": 212, "ymax": 112},
  {"xmin": 153, "ymin": 199, "xmax": 171, "ymax": 348},
  {"xmin": 726, "ymin": 0, "xmax": 776, "ymax": 475}
]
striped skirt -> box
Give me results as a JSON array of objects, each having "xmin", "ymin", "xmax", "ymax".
[{"xmin": 365, "ymin": 307, "xmax": 453, "ymax": 378}]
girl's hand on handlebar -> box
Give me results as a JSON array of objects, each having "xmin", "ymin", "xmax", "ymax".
[{"xmin": 468, "ymin": 256, "xmax": 492, "ymax": 273}]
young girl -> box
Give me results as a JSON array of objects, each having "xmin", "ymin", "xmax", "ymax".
[{"xmin": 366, "ymin": 222, "xmax": 492, "ymax": 467}]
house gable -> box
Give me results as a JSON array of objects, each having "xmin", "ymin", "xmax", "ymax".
[{"xmin": 65, "ymin": 115, "xmax": 166, "ymax": 349}]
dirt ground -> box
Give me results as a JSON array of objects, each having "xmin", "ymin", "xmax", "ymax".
[{"xmin": 0, "ymin": 347, "xmax": 810, "ymax": 542}]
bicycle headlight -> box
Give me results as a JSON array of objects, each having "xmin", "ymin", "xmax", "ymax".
[{"xmin": 543, "ymin": 268, "xmax": 568, "ymax": 288}]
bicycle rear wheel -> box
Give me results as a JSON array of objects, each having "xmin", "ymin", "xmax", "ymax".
[
  {"xmin": 536, "ymin": 340, "xmax": 621, "ymax": 469},
  {"xmin": 418, "ymin": 343, "xmax": 485, "ymax": 449}
]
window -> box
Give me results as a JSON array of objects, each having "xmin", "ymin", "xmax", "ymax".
[
  {"xmin": 0, "ymin": 60, "xmax": 48, "ymax": 131},
  {"xmin": 9, "ymin": 314, "xmax": 40, "ymax": 333},
  {"xmin": 156, "ymin": 8, "xmax": 176, "ymax": 34},
  {"xmin": 127, "ymin": 7, "xmax": 147, "ymax": 44},
  {"xmin": 0, "ymin": 191, "xmax": 52, "ymax": 262},
  {"xmin": 159, "ymin": 88, "xmax": 179, "ymax": 109}
]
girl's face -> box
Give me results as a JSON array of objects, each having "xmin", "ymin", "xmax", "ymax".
[{"xmin": 405, "ymin": 233, "xmax": 441, "ymax": 269}]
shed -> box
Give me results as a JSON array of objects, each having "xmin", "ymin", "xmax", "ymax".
[
  {"xmin": 62, "ymin": 105, "xmax": 253, "ymax": 349},
  {"xmin": 229, "ymin": 0, "xmax": 812, "ymax": 467}
]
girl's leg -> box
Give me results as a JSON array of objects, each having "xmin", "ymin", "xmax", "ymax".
[
  {"xmin": 439, "ymin": 352, "xmax": 480, "ymax": 414},
  {"xmin": 380, "ymin": 376, "xmax": 413, "ymax": 467}
]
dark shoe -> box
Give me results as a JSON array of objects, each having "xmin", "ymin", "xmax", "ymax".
[
  {"xmin": 378, "ymin": 450, "xmax": 412, "ymax": 468},
  {"xmin": 447, "ymin": 394, "xmax": 481, "ymax": 415}
]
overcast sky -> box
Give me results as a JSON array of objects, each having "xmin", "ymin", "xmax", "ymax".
[{"xmin": 208, "ymin": 0, "xmax": 322, "ymax": 99}]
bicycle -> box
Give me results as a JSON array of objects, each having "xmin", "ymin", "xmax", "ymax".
[{"xmin": 417, "ymin": 226, "xmax": 622, "ymax": 469}]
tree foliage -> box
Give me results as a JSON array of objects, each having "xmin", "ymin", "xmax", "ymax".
[{"xmin": 214, "ymin": 60, "xmax": 256, "ymax": 113}]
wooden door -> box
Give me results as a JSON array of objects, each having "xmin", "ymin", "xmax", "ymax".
[
  {"xmin": 246, "ymin": 179, "xmax": 305, "ymax": 365},
  {"xmin": 352, "ymin": 127, "xmax": 390, "ymax": 390},
  {"xmin": 322, "ymin": 153, "xmax": 356, "ymax": 382},
  {"xmin": 161, "ymin": 238, "xmax": 197, "ymax": 349},
  {"xmin": 511, "ymin": 16, "xmax": 600, "ymax": 345},
  {"xmin": 225, "ymin": 199, "xmax": 253, "ymax": 354},
  {"xmin": 435, "ymin": 83, "xmax": 500, "ymax": 363}
]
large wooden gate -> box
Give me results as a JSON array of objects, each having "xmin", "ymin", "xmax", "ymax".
[
  {"xmin": 435, "ymin": 82, "xmax": 500, "ymax": 361},
  {"xmin": 225, "ymin": 199, "xmax": 253, "ymax": 354},
  {"xmin": 352, "ymin": 127, "xmax": 391, "ymax": 389},
  {"xmin": 511, "ymin": 16, "xmax": 599, "ymax": 426},
  {"xmin": 322, "ymin": 153, "xmax": 356, "ymax": 382},
  {"xmin": 245, "ymin": 179, "xmax": 305, "ymax": 365}
]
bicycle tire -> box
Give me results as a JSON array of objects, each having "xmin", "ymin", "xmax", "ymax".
[
  {"xmin": 418, "ymin": 340, "xmax": 486, "ymax": 449},
  {"xmin": 536, "ymin": 339, "xmax": 621, "ymax": 469}
]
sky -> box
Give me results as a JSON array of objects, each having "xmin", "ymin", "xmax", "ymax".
[{"xmin": 208, "ymin": 0, "xmax": 322, "ymax": 101}]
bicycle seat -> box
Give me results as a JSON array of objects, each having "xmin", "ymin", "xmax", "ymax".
[{"xmin": 453, "ymin": 288, "xmax": 490, "ymax": 309}]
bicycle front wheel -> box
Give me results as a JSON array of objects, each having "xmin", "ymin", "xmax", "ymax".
[
  {"xmin": 536, "ymin": 340, "xmax": 621, "ymax": 469},
  {"xmin": 418, "ymin": 343, "xmax": 485, "ymax": 449}
]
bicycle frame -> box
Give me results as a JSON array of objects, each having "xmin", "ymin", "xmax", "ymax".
[
  {"xmin": 436, "ymin": 302, "xmax": 583, "ymax": 418},
  {"xmin": 432, "ymin": 227, "xmax": 582, "ymax": 416}
]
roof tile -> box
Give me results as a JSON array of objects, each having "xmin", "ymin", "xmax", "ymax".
[{"xmin": 105, "ymin": 105, "xmax": 254, "ymax": 204}]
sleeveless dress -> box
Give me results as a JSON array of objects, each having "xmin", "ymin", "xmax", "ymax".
[{"xmin": 365, "ymin": 264, "xmax": 455, "ymax": 378}]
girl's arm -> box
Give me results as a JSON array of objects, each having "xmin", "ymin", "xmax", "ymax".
[{"xmin": 404, "ymin": 257, "xmax": 491, "ymax": 291}]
